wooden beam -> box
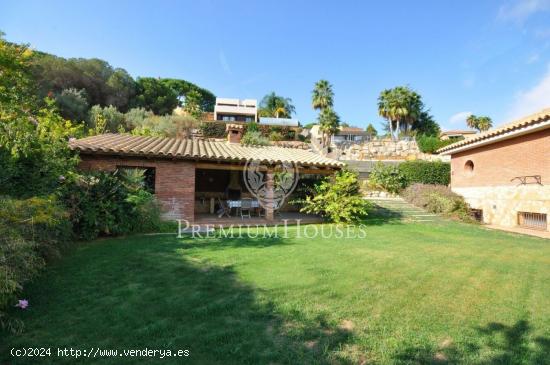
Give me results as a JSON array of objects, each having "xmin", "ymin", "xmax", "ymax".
[
  {"xmin": 196, "ymin": 162, "xmax": 338, "ymax": 175},
  {"xmin": 299, "ymin": 168, "xmax": 338, "ymax": 175},
  {"xmin": 196, "ymin": 162, "xmax": 248, "ymax": 171}
]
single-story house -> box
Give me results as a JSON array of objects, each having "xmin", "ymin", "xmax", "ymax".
[
  {"xmin": 332, "ymin": 127, "xmax": 371, "ymax": 144},
  {"xmin": 440, "ymin": 130, "xmax": 477, "ymax": 141},
  {"xmin": 69, "ymin": 128, "xmax": 343, "ymax": 223},
  {"xmin": 438, "ymin": 108, "xmax": 550, "ymax": 232}
]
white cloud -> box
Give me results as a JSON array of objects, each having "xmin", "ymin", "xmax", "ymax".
[
  {"xmin": 218, "ymin": 50, "xmax": 232, "ymax": 75},
  {"xmin": 498, "ymin": 0, "xmax": 550, "ymax": 23},
  {"xmin": 507, "ymin": 63, "xmax": 550, "ymax": 120},
  {"xmin": 448, "ymin": 111, "xmax": 473, "ymax": 128}
]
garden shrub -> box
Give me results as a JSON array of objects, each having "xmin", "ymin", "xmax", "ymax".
[
  {"xmin": 61, "ymin": 170, "xmax": 162, "ymax": 240},
  {"xmin": 368, "ymin": 162, "xmax": 408, "ymax": 194},
  {"xmin": 398, "ymin": 160, "xmax": 450, "ymax": 186},
  {"xmin": 0, "ymin": 225, "xmax": 42, "ymax": 332},
  {"xmin": 402, "ymin": 183, "xmax": 473, "ymax": 221},
  {"xmin": 0, "ymin": 196, "xmax": 71, "ymax": 331},
  {"xmin": 241, "ymin": 131, "xmax": 269, "ymax": 146},
  {"xmin": 0, "ymin": 196, "xmax": 72, "ymax": 260},
  {"xmin": 269, "ymin": 131, "xmax": 283, "ymax": 141},
  {"xmin": 246, "ymin": 122, "xmax": 259, "ymax": 132},
  {"xmin": 416, "ymin": 134, "xmax": 457, "ymax": 154},
  {"xmin": 199, "ymin": 122, "xmax": 226, "ymax": 138},
  {"xmin": 258, "ymin": 125, "xmax": 271, "ymax": 137},
  {"xmin": 300, "ymin": 170, "xmax": 372, "ymax": 223},
  {"xmin": 0, "ymin": 100, "xmax": 82, "ymax": 198}
]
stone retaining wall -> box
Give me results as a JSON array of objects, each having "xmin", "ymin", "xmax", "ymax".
[
  {"xmin": 336, "ymin": 139, "xmax": 449, "ymax": 162},
  {"xmin": 453, "ymin": 185, "xmax": 550, "ymax": 231}
]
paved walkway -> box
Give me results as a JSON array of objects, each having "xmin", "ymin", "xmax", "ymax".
[
  {"xmin": 365, "ymin": 197, "xmax": 439, "ymax": 223},
  {"xmin": 484, "ymin": 224, "xmax": 550, "ymax": 239}
]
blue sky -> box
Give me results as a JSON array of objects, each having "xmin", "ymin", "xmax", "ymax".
[{"xmin": 1, "ymin": 0, "xmax": 550, "ymax": 131}]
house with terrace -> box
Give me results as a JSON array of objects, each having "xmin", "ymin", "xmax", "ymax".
[
  {"xmin": 438, "ymin": 108, "xmax": 550, "ymax": 233},
  {"xmin": 440, "ymin": 129, "xmax": 477, "ymax": 141},
  {"xmin": 69, "ymin": 131, "xmax": 343, "ymax": 225},
  {"xmin": 213, "ymin": 97, "xmax": 258, "ymax": 122}
]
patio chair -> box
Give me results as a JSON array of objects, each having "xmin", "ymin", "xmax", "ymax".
[
  {"xmin": 217, "ymin": 198, "xmax": 231, "ymax": 218},
  {"xmin": 241, "ymin": 198, "xmax": 252, "ymax": 219}
]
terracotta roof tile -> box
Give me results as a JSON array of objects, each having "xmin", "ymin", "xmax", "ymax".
[
  {"xmin": 70, "ymin": 134, "xmax": 344, "ymax": 168},
  {"xmin": 437, "ymin": 108, "xmax": 550, "ymax": 154}
]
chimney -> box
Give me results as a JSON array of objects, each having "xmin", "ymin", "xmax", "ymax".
[{"xmin": 226, "ymin": 123, "xmax": 244, "ymax": 143}]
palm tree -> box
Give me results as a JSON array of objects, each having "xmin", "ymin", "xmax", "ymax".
[
  {"xmin": 318, "ymin": 108, "xmax": 340, "ymax": 146},
  {"xmin": 377, "ymin": 89, "xmax": 402, "ymax": 140},
  {"xmin": 403, "ymin": 90, "xmax": 423, "ymax": 133},
  {"xmin": 466, "ymin": 114, "xmax": 493, "ymax": 132},
  {"xmin": 312, "ymin": 80, "xmax": 334, "ymax": 111},
  {"xmin": 466, "ymin": 114, "xmax": 478, "ymax": 130},
  {"xmin": 476, "ymin": 116, "xmax": 492, "ymax": 132},
  {"xmin": 259, "ymin": 92, "xmax": 295, "ymax": 118},
  {"xmin": 377, "ymin": 86, "xmax": 423, "ymax": 140}
]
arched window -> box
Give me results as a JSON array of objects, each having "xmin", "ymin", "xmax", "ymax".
[{"xmin": 464, "ymin": 160, "xmax": 474, "ymax": 174}]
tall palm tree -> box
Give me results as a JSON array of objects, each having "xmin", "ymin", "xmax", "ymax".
[
  {"xmin": 466, "ymin": 114, "xmax": 493, "ymax": 132},
  {"xmin": 378, "ymin": 86, "xmax": 423, "ymax": 140},
  {"xmin": 312, "ymin": 80, "xmax": 334, "ymax": 111},
  {"xmin": 259, "ymin": 92, "xmax": 295, "ymax": 118},
  {"xmin": 476, "ymin": 116, "xmax": 492, "ymax": 132},
  {"xmin": 466, "ymin": 114, "xmax": 478, "ymax": 130},
  {"xmin": 318, "ymin": 108, "xmax": 340, "ymax": 147}
]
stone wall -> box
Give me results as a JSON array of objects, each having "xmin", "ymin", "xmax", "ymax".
[
  {"xmin": 336, "ymin": 139, "xmax": 449, "ymax": 162},
  {"xmin": 78, "ymin": 155, "xmax": 196, "ymax": 222},
  {"xmin": 453, "ymin": 185, "xmax": 550, "ymax": 231}
]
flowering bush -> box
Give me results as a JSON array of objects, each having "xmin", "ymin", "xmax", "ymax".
[{"xmin": 0, "ymin": 196, "xmax": 70, "ymax": 332}]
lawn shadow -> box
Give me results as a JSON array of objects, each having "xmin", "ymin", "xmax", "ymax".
[
  {"xmin": 178, "ymin": 228, "xmax": 294, "ymax": 251},
  {"xmin": 392, "ymin": 318, "xmax": 550, "ymax": 364},
  {"xmin": 2, "ymin": 235, "xmax": 355, "ymax": 365},
  {"xmin": 362, "ymin": 203, "xmax": 405, "ymax": 226}
]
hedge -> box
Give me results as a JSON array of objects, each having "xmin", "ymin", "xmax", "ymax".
[
  {"xmin": 416, "ymin": 134, "xmax": 457, "ymax": 154},
  {"xmin": 368, "ymin": 160, "xmax": 450, "ymax": 193},
  {"xmin": 398, "ymin": 160, "xmax": 450, "ymax": 186}
]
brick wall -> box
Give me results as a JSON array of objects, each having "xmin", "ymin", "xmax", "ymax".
[
  {"xmin": 450, "ymin": 128, "xmax": 550, "ymax": 188},
  {"xmin": 78, "ymin": 155, "xmax": 196, "ymax": 222}
]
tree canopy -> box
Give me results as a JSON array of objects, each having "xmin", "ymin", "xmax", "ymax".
[
  {"xmin": 377, "ymin": 86, "xmax": 441, "ymax": 140},
  {"xmin": 318, "ymin": 108, "xmax": 340, "ymax": 147},
  {"xmin": 466, "ymin": 114, "xmax": 493, "ymax": 132},
  {"xmin": 28, "ymin": 51, "xmax": 215, "ymax": 118},
  {"xmin": 365, "ymin": 123, "xmax": 378, "ymax": 137},
  {"xmin": 132, "ymin": 77, "xmax": 179, "ymax": 116},
  {"xmin": 378, "ymin": 86, "xmax": 424, "ymax": 140},
  {"xmin": 0, "ymin": 36, "xmax": 81, "ymax": 197},
  {"xmin": 312, "ymin": 80, "xmax": 334, "ymax": 111},
  {"xmin": 259, "ymin": 92, "xmax": 296, "ymax": 118}
]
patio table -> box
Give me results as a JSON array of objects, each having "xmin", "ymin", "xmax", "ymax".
[{"xmin": 227, "ymin": 200, "xmax": 260, "ymax": 208}]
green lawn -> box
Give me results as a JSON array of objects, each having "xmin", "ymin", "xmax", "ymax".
[{"xmin": 2, "ymin": 219, "xmax": 549, "ymax": 364}]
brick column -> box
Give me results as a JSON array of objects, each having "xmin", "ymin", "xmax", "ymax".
[{"xmin": 265, "ymin": 169, "xmax": 274, "ymax": 221}]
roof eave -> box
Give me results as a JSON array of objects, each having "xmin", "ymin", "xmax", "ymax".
[
  {"xmin": 438, "ymin": 120, "xmax": 550, "ymax": 155},
  {"xmin": 73, "ymin": 148, "xmax": 343, "ymax": 168}
]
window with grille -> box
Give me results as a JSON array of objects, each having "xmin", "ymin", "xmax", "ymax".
[
  {"xmin": 470, "ymin": 209, "xmax": 483, "ymax": 222},
  {"xmin": 517, "ymin": 212, "xmax": 547, "ymax": 231}
]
